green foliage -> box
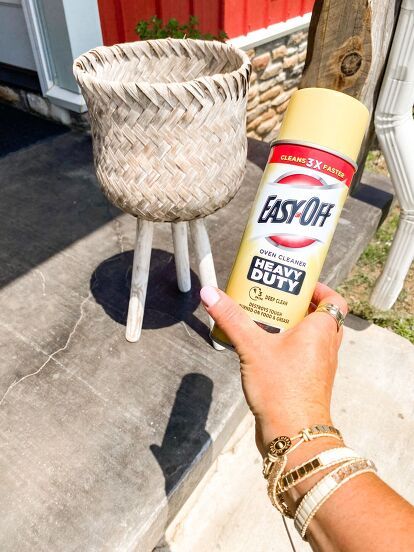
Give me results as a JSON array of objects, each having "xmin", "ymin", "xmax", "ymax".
[
  {"xmin": 338, "ymin": 150, "xmax": 413, "ymax": 343},
  {"xmin": 342, "ymin": 300, "xmax": 414, "ymax": 344},
  {"xmin": 337, "ymin": 205, "xmax": 414, "ymax": 344},
  {"xmin": 135, "ymin": 16, "xmax": 227, "ymax": 42},
  {"xmin": 357, "ymin": 209, "xmax": 399, "ymax": 266}
]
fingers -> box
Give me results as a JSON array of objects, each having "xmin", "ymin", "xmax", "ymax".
[
  {"xmin": 200, "ymin": 286, "xmax": 262, "ymax": 352},
  {"xmin": 305, "ymin": 283, "xmax": 348, "ymax": 346},
  {"xmin": 311, "ymin": 282, "xmax": 348, "ymax": 315}
]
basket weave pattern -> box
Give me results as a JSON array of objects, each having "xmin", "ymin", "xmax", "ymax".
[{"xmin": 74, "ymin": 39, "xmax": 251, "ymax": 222}]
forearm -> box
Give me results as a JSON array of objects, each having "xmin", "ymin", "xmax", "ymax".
[
  {"xmin": 305, "ymin": 473, "xmax": 414, "ymax": 552},
  {"xmin": 201, "ymin": 286, "xmax": 414, "ymax": 551},
  {"xmin": 281, "ymin": 439, "xmax": 414, "ymax": 551},
  {"xmin": 260, "ymin": 420, "xmax": 414, "ymax": 552}
]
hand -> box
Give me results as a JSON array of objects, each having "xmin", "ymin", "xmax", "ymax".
[{"xmin": 200, "ymin": 283, "xmax": 348, "ymax": 455}]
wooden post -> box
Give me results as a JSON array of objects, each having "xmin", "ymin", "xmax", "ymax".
[{"xmin": 300, "ymin": 0, "xmax": 402, "ymax": 191}]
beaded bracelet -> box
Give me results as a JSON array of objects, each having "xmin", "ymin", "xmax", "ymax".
[
  {"xmin": 294, "ymin": 457, "xmax": 377, "ymax": 538},
  {"xmin": 276, "ymin": 446, "xmax": 360, "ymax": 494},
  {"xmin": 263, "ymin": 424, "xmax": 343, "ymax": 517}
]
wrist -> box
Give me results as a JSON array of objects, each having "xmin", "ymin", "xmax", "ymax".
[
  {"xmin": 283, "ymin": 437, "xmax": 346, "ymax": 514},
  {"xmin": 257, "ymin": 414, "xmax": 333, "ymax": 456},
  {"xmin": 285, "ymin": 436, "xmax": 342, "ymax": 473},
  {"xmin": 262, "ymin": 426, "xmax": 345, "ymax": 519}
]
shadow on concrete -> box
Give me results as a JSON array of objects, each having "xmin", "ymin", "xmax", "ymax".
[
  {"xmin": 345, "ymin": 314, "xmax": 372, "ymax": 332},
  {"xmin": 350, "ymin": 179, "xmax": 393, "ymax": 227},
  {"xmin": 90, "ymin": 249, "xmax": 210, "ymax": 340},
  {"xmin": 0, "ymin": 103, "xmax": 68, "ymax": 158},
  {"xmin": 0, "ymin": 130, "xmax": 121, "ymax": 290},
  {"xmin": 247, "ymin": 137, "xmax": 270, "ymax": 171},
  {"xmin": 151, "ymin": 373, "xmax": 213, "ymax": 493},
  {"xmin": 150, "ymin": 373, "xmax": 213, "ymax": 551}
]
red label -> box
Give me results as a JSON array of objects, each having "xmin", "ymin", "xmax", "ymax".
[{"xmin": 269, "ymin": 143, "xmax": 355, "ymax": 187}]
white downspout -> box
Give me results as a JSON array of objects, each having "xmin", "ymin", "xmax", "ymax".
[{"xmin": 370, "ymin": 0, "xmax": 414, "ymax": 310}]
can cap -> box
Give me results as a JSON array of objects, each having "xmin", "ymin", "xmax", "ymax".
[{"xmin": 276, "ymin": 88, "xmax": 370, "ymax": 162}]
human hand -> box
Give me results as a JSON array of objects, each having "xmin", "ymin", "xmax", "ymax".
[{"xmin": 200, "ymin": 283, "xmax": 348, "ymax": 455}]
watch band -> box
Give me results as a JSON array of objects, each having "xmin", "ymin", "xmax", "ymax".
[
  {"xmin": 294, "ymin": 458, "xmax": 377, "ymax": 538},
  {"xmin": 277, "ymin": 446, "xmax": 360, "ymax": 493}
]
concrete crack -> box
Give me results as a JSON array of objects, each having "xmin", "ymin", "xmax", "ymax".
[{"xmin": 0, "ymin": 291, "xmax": 92, "ymax": 407}]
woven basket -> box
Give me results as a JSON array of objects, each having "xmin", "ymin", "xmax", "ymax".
[{"xmin": 73, "ymin": 38, "xmax": 251, "ymax": 222}]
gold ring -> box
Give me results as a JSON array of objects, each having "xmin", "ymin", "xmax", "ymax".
[{"xmin": 315, "ymin": 303, "xmax": 346, "ymax": 331}]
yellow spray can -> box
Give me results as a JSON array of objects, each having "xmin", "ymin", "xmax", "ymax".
[{"xmin": 211, "ymin": 88, "xmax": 369, "ymax": 349}]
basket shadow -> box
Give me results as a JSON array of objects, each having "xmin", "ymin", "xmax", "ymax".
[{"xmin": 90, "ymin": 248, "xmax": 210, "ymax": 340}]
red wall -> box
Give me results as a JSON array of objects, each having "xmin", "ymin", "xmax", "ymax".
[{"xmin": 98, "ymin": 0, "xmax": 314, "ymax": 45}]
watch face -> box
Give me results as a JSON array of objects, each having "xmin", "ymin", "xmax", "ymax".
[{"xmin": 269, "ymin": 436, "xmax": 292, "ymax": 456}]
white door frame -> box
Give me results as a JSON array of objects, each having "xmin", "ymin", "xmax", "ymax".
[{"xmin": 21, "ymin": 0, "xmax": 103, "ymax": 112}]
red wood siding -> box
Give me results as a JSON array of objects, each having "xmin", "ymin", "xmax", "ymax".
[{"xmin": 98, "ymin": 0, "xmax": 314, "ymax": 45}]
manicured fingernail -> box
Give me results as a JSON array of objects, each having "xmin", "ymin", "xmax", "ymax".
[{"xmin": 200, "ymin": 286, "xmax": 220, "ymax": 308}]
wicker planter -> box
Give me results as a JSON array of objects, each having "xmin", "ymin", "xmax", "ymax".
[
  {"xmin": 73, "ymin": 38, "xmax": 251, "ymax": 344},
  {"xmin": 73, "ymin": 38, "xmax": 250, "ymax": 222}
]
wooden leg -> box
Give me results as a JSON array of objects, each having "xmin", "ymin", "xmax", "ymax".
[
  {"xmin": 126, "ymin": 219, "xmax": 154, "ymax": 343},
  {"xmin": 190, "ymin": 218, "xmax": 224, "ymax": 350},
  {"xmin": 171, "ymin": 222, "xmax": 191, "ymax": 293}
]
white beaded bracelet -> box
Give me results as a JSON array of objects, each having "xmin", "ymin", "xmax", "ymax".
[
  {"xmin": 268, "ymin": 446, "xmax": 360, "ymax": 517},
  {"xmin": 277, "ymin": 446, "xmax": 361, "ymax": 493},
  {"xmin": 294, "ymin": 457, "xmax": 377, "ymax": 538}
]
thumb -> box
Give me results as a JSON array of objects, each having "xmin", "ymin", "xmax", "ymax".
[{"xmin": 200, "ymin": 286, "xmax": 262, "ymax": 352}]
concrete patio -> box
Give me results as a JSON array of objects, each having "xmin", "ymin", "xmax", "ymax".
[
  {"xmin": 0, "ymin": 108, "xmax": 411, "ymax": 551},
  {"xmin": 164, "ymin": 316, "xmax": 414, "ymax": 551}
]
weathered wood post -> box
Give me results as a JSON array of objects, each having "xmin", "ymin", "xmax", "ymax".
[{"xmin": 300, "ymin": 0, "xmax": 401, "ymax": 192}]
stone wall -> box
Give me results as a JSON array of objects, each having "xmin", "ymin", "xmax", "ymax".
[
  {"xmin": 246, "ymin": 28, "xmax": 308, "ymax": 143},
  {"xmin": 0, "ymin": 83, "xmax": 89, "ymax": 129}
]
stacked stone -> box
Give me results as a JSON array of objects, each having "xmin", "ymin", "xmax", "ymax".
[
  {"xmin": 0, "ymin": 83, "xmax": 89, "ymax": 129},
  {"xmin": 246, "ymin": 30, "xmax": 308, "ymax": 143}
]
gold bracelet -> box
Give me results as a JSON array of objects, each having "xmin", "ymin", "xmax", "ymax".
[
  {"xmin": 264, "ymin": 424, "xmax": 343, "ymax": 518},
  {"xmin": 276, "ymin": 446, "xmax": 360, "ymax": 494},
  {"xmin": 263, "ymin": 424, "xmax": 343, "ymax": 479},
  {"xmin": 267, "ymin": 457, "xmax": 291, "ymax": 517}
]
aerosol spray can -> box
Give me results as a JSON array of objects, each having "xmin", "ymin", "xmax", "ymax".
[{"xmin": 211, "ymin": 88, "xmax": 369, "ymax": 349}]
